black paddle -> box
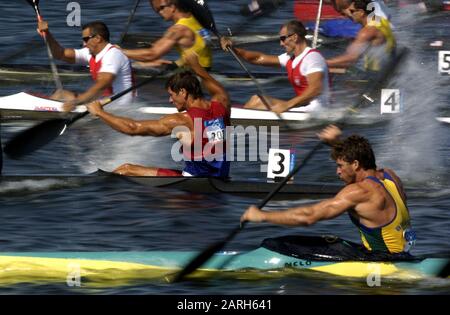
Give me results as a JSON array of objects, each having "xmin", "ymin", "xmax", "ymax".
[
  {"xmin": 172, "ymin": 46, "xmax": 410, "ymax": 282},
  {"xmin": 3, "ymin": 64, "xmax": 175, "ymax": 159},
  {"xmin": 182, "ymin": 0, "xmax": 284, "ymax": 119},
  {"xmin": 171, "ymin": 141, "xmax": 323, "ymax": 282},
  {"xmin": 239, "ymin": 0, "xmax": 286, "ymax": 18},
  {"xmin": 118, "ymin": 0, "xmax": 141, "ymax": 44},
  {"xmin": 26, "ymin": 0, "xmax": 63, "ymax": 91}
]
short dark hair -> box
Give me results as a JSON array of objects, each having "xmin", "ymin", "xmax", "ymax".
[
  {"xmin": 331, "ymin": 135, "xmax": 377, "ymax": 170},
  {"xmin": 151, "ymin": 0, "xmax": 190, "ymax": 12},
  {"xmin": 352, "ymin": 0, "xmax": 373, "ymax": 14},
  {"xmin": 331, "ymin": 0, "xmax": 352, "ymax": 11},
  {"xmin": 82, "ymin": 21, "xmax": 110, "ymax": 42},
  {"xmin": 283, "ymin": 20, "xmax": 307, "ymax": 39},
  {"xmin": 165, "ymin": 70, "xmax": 204, "ymax": 99}
]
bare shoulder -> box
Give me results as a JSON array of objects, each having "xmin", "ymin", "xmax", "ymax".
[
  {"xmin": 167, "ymin": 24, "xmax": 192, "ymax": 39},
  {"xmin": 357, "ymin": 26, "xmax": 378, "ymax": 42},
  {"xmin": 337, "ymin": 181, "xmax": 372, "ymax": 203},
  {"xmin": 163, "ymin": 25, "xmax": 186, "ymax": 41}
]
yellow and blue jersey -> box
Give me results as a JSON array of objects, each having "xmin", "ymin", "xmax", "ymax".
[
  {"xmin": 175, "ymin": 15, "xmax": 212, "ymax": 68},
  {"xmin": 349, "ymin": 171, "xmax": 415, "ymax": 254}
]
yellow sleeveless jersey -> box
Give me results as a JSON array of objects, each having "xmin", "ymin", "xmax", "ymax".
[
  {"xmin": 364, "ymin": 17, "xmax": 396, "ymax": 71},
  {"xmin": 349, "ymin": 172, "xmax": 415, "ymax": 253},
  {"xmin": 175, "ymin": 16, "xmax": 212, "ymax": 68}
]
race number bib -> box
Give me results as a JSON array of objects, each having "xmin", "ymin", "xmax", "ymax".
[
  {"xmin": 204, "ymin": 118, "xmax": 226, "ymax": 143},
  {"xmin": 198, "ymin": 28, "xmax": 212, "ymax": 44},
  {"xmin": 403, "ymin": 228, "xmax": 417, "ymax": 252}
]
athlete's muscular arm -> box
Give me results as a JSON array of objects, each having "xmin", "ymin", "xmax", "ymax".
[
  {"xmin": 184, "ymin": 53, "xmax": 230, "ymax": 108},
  {"xmin": 66, "ymin": 72, "xmax": 115, "ymax": 107},
  {"xmin": 37, "ymin": 20, "xmax": 76, "ymax": 63},
  {"xmin": 326, "ymin": 27, "xmax": 376, "ymax": 68},
  {"xmin": 122, "ymin": 25, "xmax": 185, "ymax": 62},
  {"xmin": 271, "ymin": 71, "xmax": 324, "ymax": 113},
  {"xmin": 220, "ymin": 37, "xmax": 280, "ymax": 67},
  {"xmin": 241, "ymin": 184, "xmax": 366, "ymax": 226},
  {"xmin": 86, "ymin": 101, "xmax": 192, "ymax": 136}
]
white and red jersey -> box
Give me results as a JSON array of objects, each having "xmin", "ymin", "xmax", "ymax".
[
  {"xmin": 75, "ymin": 43, "xmax": 133, "ymax": 105},
  {"xmin": 278, "ymin": 47, "xmax": 330, "ymax": 112}
]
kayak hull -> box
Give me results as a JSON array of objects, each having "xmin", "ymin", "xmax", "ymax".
[
  {"xmin": 0, "ymin": 170, "xmax": 342, "ymax": 200},
  {"xmin": 0, "ymin": 247, "xmax": 448, "ymax": 286}
]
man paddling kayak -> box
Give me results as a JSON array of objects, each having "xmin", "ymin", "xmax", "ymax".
[
  {"xmin": 220, "ymin": 20, "xmax": 330, "ymax": 114},
  {"xmin": 122, "ymin": 0, "xmax": 213, "ymax": 69},
  {"xmin": 85, "ymin": 53, "xmax": 230, "ymax": 177},
  {"xmin": 326, "ymin": 0, "xmax": 396, "ymax": 74},
  {"xmin": 37, "ymin": 20, "xmax": 133, "ymax": 109},
  {"xmin": 242, "ymin": 125, "xmax": 416, "ymax": 254}
]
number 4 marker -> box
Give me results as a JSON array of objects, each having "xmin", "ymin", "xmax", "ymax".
[{"xmin": 381, "ymin": 89, "xmax": 403, "ymax": 114}]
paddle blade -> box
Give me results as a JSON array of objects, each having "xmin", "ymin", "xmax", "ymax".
[
  {"xmin": 240, "ymin": 0, "xmax": 285, "ymax": 17},
  {"xmin": 173, "ymin": 225, "xmax": 242, "ymax": 282},
  {"xmin": 180, "ymin": 0, "xmax": 217, "ymax": 34},
  {"xmin": 173, "ymin": 241, "xmax": 227, "ymax": 282},
  {"xmin": 4, "ymin": 119, "xmax": 68, "ymax": 159},
  {"xmin": 25, "ymin": 0, "xmax": 39, "ymax": 10}
]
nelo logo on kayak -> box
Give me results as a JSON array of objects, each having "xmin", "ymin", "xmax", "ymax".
[{"xmin": 285, "ymin": 260, "xmax": 312, "ymax": 267}]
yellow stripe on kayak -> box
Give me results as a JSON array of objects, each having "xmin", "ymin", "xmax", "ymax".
[
  {"xmin": 0, "ymin": 256, "xmax": 174, "ymax": 286},
  {"xmin": 309, "ymin": 261, "xmax": 399, "ymax": 277}
]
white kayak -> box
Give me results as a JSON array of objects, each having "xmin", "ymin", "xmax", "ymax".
[
  {"xmin": 0, "ymin": 92, "xmax": 86, "ymax": 120},
  {"xmin": 136, "ymin": 105, "xmax": 399, "ymax": 130},
  {"xmin": 0, "ymin": 92, "xmax": 86, "ymax": 112},
  {"xmin": 138, "ymin": 106, "xmax": 346, "ymax": 123},
  {"xmin": 436, "ymin": 117, "xmax": 450, "ymax": 124},
  {"xmin": 2, "ymin": 92, "xmax": 443, "ymax": 129}
]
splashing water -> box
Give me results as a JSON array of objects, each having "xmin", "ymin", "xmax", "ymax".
[{"xmin": 376, "ymin": 8, "xmax": 448, "ymax": 187}]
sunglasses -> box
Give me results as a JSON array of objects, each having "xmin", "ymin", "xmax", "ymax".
[
  {"xmin": 82, "ymin": 34, "xmax": 96, "ymax": 43},
  {"xmin": 279, "ymin": 33, "xmax": 295, "ymax": 42}
]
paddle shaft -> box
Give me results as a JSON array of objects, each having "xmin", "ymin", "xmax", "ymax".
[
  {"xmin": 184, "ymin": 0, "xmax": 291, "ymax": 124},
  {"xmin": 225, "ymin": 45, "xmax": 276, "ymax": 110},
  {"xmin": 3, "ymin": 64, "xmax": 175, "ymax": 159},
  {"xmin": 30, "ymin": 1, "xmax": 63, "ymax": 91},
  {"xmin": 119, "ymin": 0, "xmax": 141, "ymax": 44},
  {"xmin": 209, "ymin": 26, "xmax": 288, "ymax": 122},
  {"xmin": 67, "ymin": 65, "xmax": 173, "ymax": 124},
  {"xmin": 239, "ymin": 142, "xmax": 324, "ymax": 230},
  {"xmin": 173, "ymin": 46, "xmax": 410, "ymax": 282},
  {"xmin": 312, "ymin": 0, "xmax": 324, "ymax": 49}
]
